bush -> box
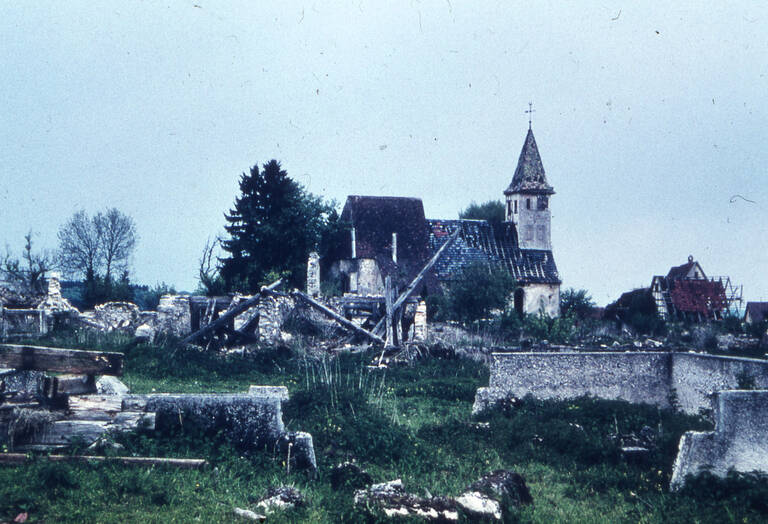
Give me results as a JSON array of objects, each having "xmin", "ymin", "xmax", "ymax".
[
  {"xmin": 439, "ymin": 262, "xmax": 516, "ymax": 324},
  {"xmin": 560, "ymin": 288, "xmax": 596, "ymax": 320}
]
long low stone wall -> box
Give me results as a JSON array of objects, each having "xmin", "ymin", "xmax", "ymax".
[
  {"xmin": 671, "ymin": 390, "xmax": 768, "ymax": 489},
  {"xmin": 474, "ymin": 352, "xmax": 768, "ymax": 416},
  {"xmin": 123, "ymin": 385, "xmax": 316, "ymax": 470}
]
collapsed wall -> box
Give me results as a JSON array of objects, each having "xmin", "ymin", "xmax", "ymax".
[
  {"xmin": 473, "ymin": 351, "xmax": 768, "ymax": 489},
  {"xmin": 473, "ymin": 352, "xmax": 768, "ymax": 416},
  {"xmin": 122, "ymin": 385, "xmax": 316, "ymax": 470},
  {"xmin": 671, "ymin": 390, "xmax": 768, "ymax": 490}
]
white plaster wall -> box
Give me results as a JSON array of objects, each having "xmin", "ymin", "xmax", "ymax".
[
  {"xmin": 522, "ymin": 283, "xmax": 560, "ymax": 317},
  {"xmin": 356, "ymin": 258, "xmax": 384, "ymax": 296}
]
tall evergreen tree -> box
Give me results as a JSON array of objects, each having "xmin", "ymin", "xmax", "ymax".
[{"xmin": 220, "ymin": 160, "xmax": 333, "ymax": 292}]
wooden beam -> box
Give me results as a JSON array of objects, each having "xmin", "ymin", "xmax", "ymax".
[
  {"xmin": 181, "ymin": 279, "xmax": 282, "ymax": 345},
  {"xmin": 291, "ymin": 290, "xmax": 386, "ymax": 345},
  {"xmin": 385, "ymin": 276, "xmax": 394, "ymax": 347},
  {"xmin": 373, "ymin": 227, "xmax": 461, "ymax": 337},
  {"xmin": 0, "ymin": 453, "xmax": 206, "ymax": 469},
  {"xmin": 0, "ymin": 344, "xmax": 124, "ymax": 376}
]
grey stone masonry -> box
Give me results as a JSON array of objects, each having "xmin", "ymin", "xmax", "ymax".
[
  {"xmin": 473, "ymin": 352, "xmax": 768, "ymax": 416},
  {"xmin": 413, "ymin": 300, "xmax": 427, "ymax": 341},
  {"xmin": 121, "ymin": 385, "xmax": 316, "ymax": 470},
  {"xmin": 307, "ymin": 251, "xmax": 321, "ymax": 297},
  {"xmin": 671, "ymin": 390, "xmax": 768, "ymax": 489}
]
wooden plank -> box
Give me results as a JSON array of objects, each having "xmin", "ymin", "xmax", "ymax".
[
  {"xmin": 180, "ymin": 279, "xmax": 282, "ymax": 345},
  {"xmin": 373, "ymin": 227, "xmax": 461, "ymax": 337},
  {"xmin": 0, "ymin": 453, "xmax": 206, "ymax": 469},
  {"xmin": 55, "ymin": 374, "xmax": 97, "ymax": 395},
  {"xmin": 0, "ymin": 344, "xmax": 124, "ymax": 376},
  {"xmin": 290, "ymin": 290, "xmax": 386, "ymax": 345},
  {"xmin": 385, "ymin": 276, "xmax": 394, "ymax": 347}
]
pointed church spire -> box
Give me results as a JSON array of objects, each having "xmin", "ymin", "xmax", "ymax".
[{"xmin": 504, "ymin": 127, "xmax": 554, "ymax": 195}]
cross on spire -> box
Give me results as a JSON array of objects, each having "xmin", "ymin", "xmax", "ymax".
[{"xmin": 525, "ymin": 102, "xmax": 535, "ymax": 130}]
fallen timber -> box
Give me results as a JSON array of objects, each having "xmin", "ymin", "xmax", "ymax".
[
  {"xmin": 290, "ymin": 290, "xmax": 386, "ymax": 345},
  {"xmin": 181, "ymin": 278, "xmax": 283, "ymax": 345},
  {"xmin": 0, "ymin": 344, "xmax": 124, "ymax": 376},
  {"xmin": 373, "ymin": 226, "xmax": 461, "ymax": 338},
  {"xmin": 0, "ymin": 453, "xmax": 206, "ymax": 469}
]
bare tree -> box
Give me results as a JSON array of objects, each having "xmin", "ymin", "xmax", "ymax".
[
  {"xmin": 2, "ymin": 232, "xmax": 52, "ymax": 293},
  {"xmin": 57, "ymin": 210, "xmax": 101, "ymax": 280},
  {"xmin": 198, "ymin": 236, "xmax": 225, "ymax": 296},
  {"xmin": 95, "ymin": 208, "xmax": 137, "ymax": 282},
  {"xmin": 57, "ymin": 208, "xmax": 137, "ymax": 284}
]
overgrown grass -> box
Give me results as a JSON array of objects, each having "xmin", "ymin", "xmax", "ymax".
[{"xmin": 2, "ymin": 331, "xmax": 768, "ymax": 522}]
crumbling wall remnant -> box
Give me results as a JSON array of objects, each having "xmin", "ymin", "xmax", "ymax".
[
  {"xmin": 473, "ymin": 352, "xmax": 768, "ymax": 416},
  {"xmin": 413, "ymin": 300, "xmax": 427, "ymax": 341},
  {"xmin": 307, "ymin": 251, "xmax": 320, "ymax": 297},
  {"xmin": 671, "ymin": 390, "xmax": 768, "ymax": 489},
  {"xmin": 155, "ymin": 295, "xmax": 192, "ymax": 337},
  {"xmin": 257, "ymin": 295, "xmax": 295, "ymax": 344}
]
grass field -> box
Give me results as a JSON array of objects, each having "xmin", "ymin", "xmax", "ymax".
[{"xmin": 2, "ymin": 332, "xmax": 768, "ymax": 523}]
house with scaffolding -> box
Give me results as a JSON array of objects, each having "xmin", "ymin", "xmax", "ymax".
[{"xmin": 650, "ymin": 256, "xmax": 742, "ymax": 321}]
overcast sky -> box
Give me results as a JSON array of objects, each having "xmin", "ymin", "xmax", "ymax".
[{"xmin": 1, "ymin": 2, "xmax": 767, "ymax": 305}]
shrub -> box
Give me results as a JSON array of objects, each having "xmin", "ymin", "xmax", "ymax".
[
  {"xmin": 560, "ymin": 288, "xmax": 596, "ymax": 320},
  {"xmin": 440, "ymin": 262, "xmax": 516, "ymax": 324}
]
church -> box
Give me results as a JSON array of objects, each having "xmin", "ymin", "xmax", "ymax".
[{"xmin": 326, "ymin": 125, "xmax": 562, "ymax": 317}]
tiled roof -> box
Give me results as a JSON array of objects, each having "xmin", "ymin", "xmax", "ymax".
[
  {"xmin": 669, "ymin": 279, "xmax": 727, "ymax": 315},
  {"xmin": 339, "ymin": 195, "xmax": 431, "ymax": 286},
  {"xmin": 427, "ymin": 219, "xmax": 560, "ymax": 284},
  {"xmin": 505, "ymin": 128, "xmax": 554, "ymax": 195}
]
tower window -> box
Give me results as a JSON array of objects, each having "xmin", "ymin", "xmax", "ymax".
[
  {"xmin": 538, "ymin": 196, "xmax": 548, "ymax": 210},
  {"xmin": 526, "ymin": 198, "xmax": 531, "ymax": 210},
  {"xmin": 513, "ymin": 200, "xmax": 518, "ymax": 214}
]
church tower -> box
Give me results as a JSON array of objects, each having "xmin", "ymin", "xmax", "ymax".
[{"xmin": 504, "ymin": 127, "xmax": 554, "ymax": 250}]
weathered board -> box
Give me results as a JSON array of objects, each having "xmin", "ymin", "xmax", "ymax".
[
  {"xmin": 0, "ymin": 344, "xmax": 124, "ymax": 376},
  {"xmin": 0, "ymin": 453, "xmax": 206, "ymax": 469}
]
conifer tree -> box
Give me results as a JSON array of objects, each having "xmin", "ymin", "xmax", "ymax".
[{"xmin": 220, "ymin": 160, "xmax": 333, "ymax": 292}]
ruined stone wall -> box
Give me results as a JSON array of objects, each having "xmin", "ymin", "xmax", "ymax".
[
  {"xmin": 257, "ymin": 295, "xmax": 295, "ymax": 344},
  {"xmin": 520, "ymin": 283, "xmax": 560, "ymax": 317},
  {"xmin": 307, "ymin": 251, "xmax": 321, "ymax": 297},
  {"xmin": 671, "ymin": 353, "xmax": 768, "ymax": 415},
  {"xmin": 356, "ymin": 258, "xmax": 384, "ymax": 296},
  {"xmin": 413, "ymin": 300, "xmax": 427, "ymax": 341},
  {"xmin": 671, "ymin": 390, "xmax": 768, "ymax": 489},
  {"xmin": 155, "ymin": 295, "xmax": 192, "ymax": 337},
  {"xmin": 475, "ymin": 352, "xmax": 672, "ymax": 414},
  {"xmin": 474, "ymin": 352, "xmax": 768, "ymax": 416}
]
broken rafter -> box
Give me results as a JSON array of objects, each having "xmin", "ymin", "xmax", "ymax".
[
  {"xmin": 0, "ymin": 344, "xmax": 124, "ymax": 376},
  {"xmin": 373, "ymin": 227, "xmax": 461, "ymax": 337},
  {"xmin": 290, "ymin": 290, "xmax": 386, "ymax": 345},
  {"xmin": 181, "ymin": 279, "xmax": 282, "ymax": 345},
  {"xmin": 0, "ymin": 453, "xmax": 206, "ymax": 469}
]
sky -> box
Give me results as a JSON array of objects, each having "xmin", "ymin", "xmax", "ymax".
[{"xmin": 1, "ymin": 2, "xmax": 767, "ymax": 306}]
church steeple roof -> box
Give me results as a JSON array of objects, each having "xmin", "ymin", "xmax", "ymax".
[{"xmin": 504, "ymin": 128, "xmax": 554, "ymax": 195}]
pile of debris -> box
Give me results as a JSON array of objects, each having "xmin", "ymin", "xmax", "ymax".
[
  {"xmin": 0, "ymin": 344, "xmax": 316, "ymax": 472},
  {"xmin": 0, "ymin": 343, "xmax": 150, "ymax": 451}
]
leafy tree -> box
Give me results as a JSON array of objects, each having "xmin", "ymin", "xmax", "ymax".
[
  {"xmin": 443, "ymin": 262, "xmax": 516, "ymax": 323},
  {"xmin": 559, "ymin": 288, "xmax": 596, "ymax": 320},
  {"xmin": 220, "ymin": 160, "xmax": 335, "ymax": 292},
  {"xmin": 57, "ymin": 208, "xmax": 138, "ymax": 306},
  {"xmin": 459, "ymin": 200, "xmax": 506, "ymax": 225}
]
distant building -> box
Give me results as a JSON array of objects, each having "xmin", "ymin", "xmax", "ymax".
[
  {"xmin": 326, "ymin": 126, "xmax": 561, "ymax": 316},
  {"xmin": 651, "ymin": 256, "xmax": 737, "ymax": 321},
  {"xmin": 745, "ymin": 302, "xmax": 768, "ymax": 324}
]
